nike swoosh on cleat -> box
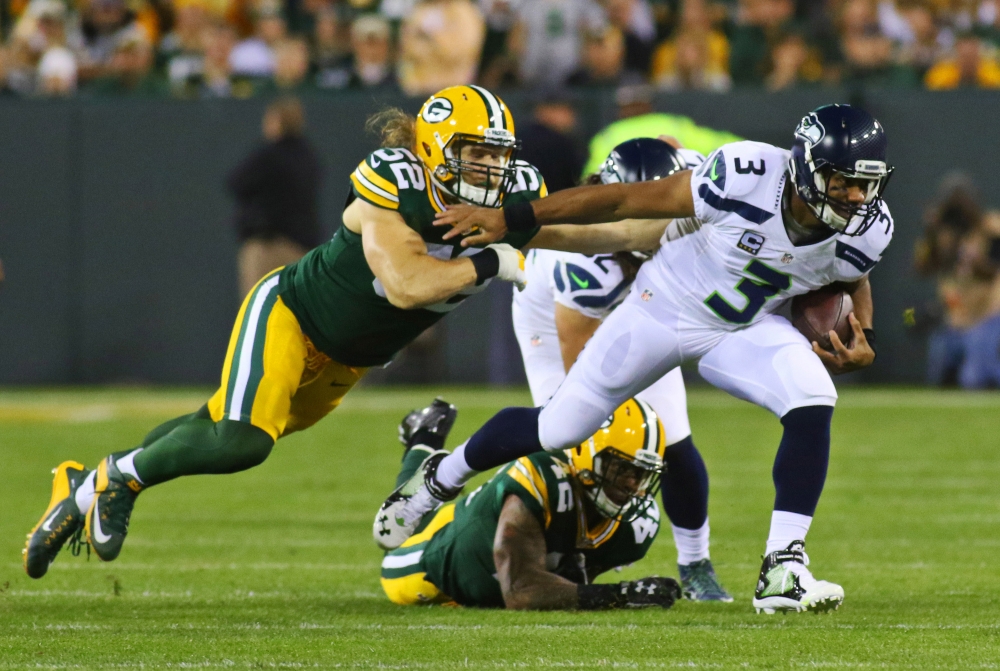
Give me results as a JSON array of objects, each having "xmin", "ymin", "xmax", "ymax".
[
  {"xmin": 91, "ymin": 507, "xmax": 113, "ymax": 544},
  {"xmin": 41, "ymin": 505, "xmax": 63, "ymax": 532}
]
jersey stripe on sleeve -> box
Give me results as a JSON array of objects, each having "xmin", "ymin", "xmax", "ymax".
[{"xmin": 352, "ymin": 161, "xmax": 400, "ymax": 210}]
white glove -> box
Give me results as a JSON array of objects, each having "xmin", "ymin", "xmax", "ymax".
[{"xmin": 487, "ymin": 243, "xmax": 527, "ymax": 291}]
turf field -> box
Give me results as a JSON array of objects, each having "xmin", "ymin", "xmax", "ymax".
[{"xmin": 1, "ymin": 386, "xmax": 998, "ymax": 669}]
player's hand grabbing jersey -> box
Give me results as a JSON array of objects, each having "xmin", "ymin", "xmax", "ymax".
[
  {"xmin": 412, "ymin": 452, "xmax": 660, "ymax": 607},
  {"xmin": 642, "ymin": 140, "xmax": 894, "ymax": 329},
  {"xmin": 278, "ymin": 149, "xmax": 547, "ymax": 367}
]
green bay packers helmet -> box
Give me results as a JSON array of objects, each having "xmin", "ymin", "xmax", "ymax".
[
  {"xmin": 414, "ymin": 85, "xmax": 520, "ymax": 208},
  {"xmin": 565, "ymin": 398, "xmax": 666, "ymax": 522}
]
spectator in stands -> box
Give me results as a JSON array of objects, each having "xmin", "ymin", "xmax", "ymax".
[
  {"xmin": 581, "ymin": 83, "xmax": 741, "ymax": 175},
  {"xmin": 312, "ymin": 8, "xmax": 351, "ymax": 89},
  {"xmin": 228, "ymin": 97, "xmax": 322, "ymax": 298},
  {"xmin": 568, "ymin": 25, "xmax": 627, "ymax": 86},
  {"xmin": 88, "ymin": 30, "xmax": 159, "ymax": 93},
  {"xmin": 477, "ymin": 0, "xmax": 520, "ymax": 88},
  {"xmin": 838, "ymin": 0, "xmax": 895, "ymax": 84},
  {"xmin": 5, "ymin": 0, "xmax": 73, "ymax": 95},
  {"xmin": 77, "ymin": 0, "xmax": 150, "ymax": 84},
  {"xmin": 38, "ymin": 45, "xmax": 78, "ymax": 96},
  {"xmin": 200, "ymin": 21, "xmax": 249, "ymax": 97},
  {"xmin": 650, "ymin": 0, "xmax": 731, "ymax": 92},
  {"xmin": 160, "ymin": 0, "xmax": 209, "ymax": 83},
  {"xmin": 229, "ymin": 1, "xmax": 286, "ymax": 79},
  {"xmin": 925, "ymin": 31, "xmax": 1000, "ymax": 89},
  {"xmin": 347, "ymin": 14, "xmax": 396, "ymax": 89},
  {"xmin": 890, "ymin": 2, "xmax": 942, "ymax": 82},
  {"xmin": 728, "ymin": 0, "xmax": 798, "ymax": 86},
  {"xmin": 270, "ymin": 36, "xmax": 311, "ymax": 90},
  {"xmin": 509, "ymin": 0, "xmax": 606, "ymax": 88},
  {"xmin": 915, "ymin": 174, "xmax": 1000, "ymax": 388},
  {"xmin": 604, "ymin": 0, "xmax": 657, "ymax": 75},
  {"xmin": 397, "ymin": 0, "xmax": 485, "ymax": 95},
  {"xmin": 516, "ymin": 91, "xmax": 585, "ymax": 193},
  {"xmin": 765, "ymin": 32, "xmax": 824, "ymax": 90}
]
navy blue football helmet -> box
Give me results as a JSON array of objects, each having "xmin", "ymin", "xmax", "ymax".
[
  {"xmin": 789, "ymin": 104, "xmax": 893, "ymax": 236},
  {"xmin": 599, "ymin": 138, "xmax": 687, "ymax": 185}
]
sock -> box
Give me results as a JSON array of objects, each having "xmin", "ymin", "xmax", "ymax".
[
  {"xmin": 766, "ymin": 511, "xmax": 812, "ymax": 555},
  {"xmin": 660, "ymin": 436, "xmax": 709, "ymax": 531},
  {"xmin": 396, "ymin": 445, "xmax": 435, "ymax": 489},
  {"xmin": 772, "ymin": 405, "xmax": 833, "ymax": 516},
  {"xmin": 75, "ymin": 470, "xmax": 97, "ymax": 513},
  {"xmin": 673, "ymin": 521, "xmax": 710, "ymax": 565},
  {"xmin": 463, "ymin": 407, "xmax": 543, "ymax": 471},
  {"xmin": 115, "ymin": 448, "xmax": 145, "ymax": 484},
  {"xmin": 434, "ymin": 442, "xmax": 474, "ymax": 491},
  {"xmin": 132, "ymin": 418, "xmax": 275, "ymax": 486}
]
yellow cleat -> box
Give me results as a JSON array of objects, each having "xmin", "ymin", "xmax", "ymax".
[{"xmin": 23, "ymin": 461, "xmax": 90, "ymax": 579}]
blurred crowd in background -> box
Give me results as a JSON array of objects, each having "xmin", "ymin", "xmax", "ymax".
[{"xmin": 2, "ymin": 0, "xmax": 1000, "ymax": 98}]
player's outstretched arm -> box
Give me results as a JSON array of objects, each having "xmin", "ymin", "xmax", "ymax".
[
  {"xmin": 494, "ymin": 495, "xmax": 580, "ymax": 610},
  {"xmin": 435, "ymin": 171, "xmax": 696, "ymax": 247},
  {"xmin": 525, "ymin": 218, "xmax": 671, "ymax": 255},
  {"xmin": 813, "ymin": 276, "xmax": 876, "ymax": 374}
]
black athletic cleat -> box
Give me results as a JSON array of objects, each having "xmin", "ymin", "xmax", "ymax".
[
  {"xmin": 398, "ymin": 398, "xmax": 458, "ymax": 451},
  {"xmin": 24, "ymin": 461, "xmax": 91, "ymax": 579},
  {"xmin": 86, "ymin": 455, "xmax": 144, "ymax": 562},
  {"xmin": 679, "ymin": 558, "xmax": 734, "ymax": 602}
]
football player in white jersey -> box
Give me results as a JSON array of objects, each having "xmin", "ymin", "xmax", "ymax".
[
  {"xmin": 383, "ymin": 104, "xmax": 893, "ymax": 614},
  {"xmin": 513, "ymin": 138, "xmax": 732, "ymax": 602}
]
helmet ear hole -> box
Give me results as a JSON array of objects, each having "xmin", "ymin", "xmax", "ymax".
[{"xmin": 422, "ymin": 142, "xmax": 432, "ymax": 157}]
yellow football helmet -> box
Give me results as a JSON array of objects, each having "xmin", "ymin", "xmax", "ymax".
[
  {"xmin": 565, "ymin": 398, "xmax": 666, "ymax": 522},
  {"xmin": 414, "ymin": 85, "xmax": 520, "ymax": 208}
]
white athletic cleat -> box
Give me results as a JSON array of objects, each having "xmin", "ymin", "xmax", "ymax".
[
  {"xmin": 752, "ymin": 540, "xmax": 844, "ymax": 614},
  {"xmin": 372, "ymin": 451, "xmax": 460, "ymax": 551}
]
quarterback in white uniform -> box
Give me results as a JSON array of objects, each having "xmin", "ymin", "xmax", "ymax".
[
  {"xmin": 387, "ymin": 105, "xmax": 893, "ymax": 614},
  {"xmin": 512, "ymin": 139, "xmax": 732, "ymax": 601}
]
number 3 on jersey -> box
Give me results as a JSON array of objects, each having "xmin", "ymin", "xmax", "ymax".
[{"xmin": 705, "ymin": 259, "xmax": 791, "ymax": 324}]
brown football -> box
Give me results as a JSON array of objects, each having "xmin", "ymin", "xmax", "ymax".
[{"xmin": 791, "ymin": 287, "xmax": 854, "ymax": 351}]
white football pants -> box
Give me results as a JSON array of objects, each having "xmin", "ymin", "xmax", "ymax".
[
  {"xmin": 512, "ymin": 299, "xmax": 692, "ymax": 446},
  {"xmin": 536, "ymin": 289, "xmax": 838, "ymax": 452}
]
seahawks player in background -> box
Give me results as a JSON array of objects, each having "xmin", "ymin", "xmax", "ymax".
[
  {"xmin": 382, "ymin": 104, "xmax": 893, "ymax": 614},
  {"xmin": 380, "ymin": 398, "xmax": 680, "ymax": 611},
  {"xmin": 513, "ymin": 138, "xmax": 731, "ymax": 602},
  {"xmin": 23, "ymin": 85, "xmax": 673, "ymax": 578}
]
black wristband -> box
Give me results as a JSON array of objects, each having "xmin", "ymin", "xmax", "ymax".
[
  {"xmin": 469, "ymin": 248, "xmax": 500, "ymax": 285},
  {"xmin": 577, "ymin": 583, "xmax": 623, "ymax": 610},
  {"xmin": 503, "ymin": 201, "xmax": 537, "ymax": 233},
  {"xmin": 863, "ymin": 328, "xmax": 877, "ymax": 361}
]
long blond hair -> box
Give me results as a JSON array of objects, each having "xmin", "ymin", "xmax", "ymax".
[{"xmin": 365, "ymin": 107, "xmax": 416, "ymax": 149}]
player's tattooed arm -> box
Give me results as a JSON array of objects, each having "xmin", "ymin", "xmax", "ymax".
[
  {"xmin": 494, "ymin": 495, "xmax": 579, "ymax": 610},
  {"xmin": 434, "ymin": 172, "xmax": 696, "ymax": 247},
  {"xmin": 814, "ymin": 276, "xmax": 876, "ymax": 374},
  {"xmin": 346, "ymin": 199, "xmax": 479, "ymax": 310}
]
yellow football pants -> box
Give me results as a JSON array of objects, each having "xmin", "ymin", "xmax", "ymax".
[{"xmin": 207, "ymin": 268, "xmax": 367, "ymax": 441}]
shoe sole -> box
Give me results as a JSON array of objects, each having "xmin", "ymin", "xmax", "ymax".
[
  {"xmin": 753, "ymin": 594, "xmax": 844, "ymax": 614},
  {"xmin": 23, "ymin": 461, "xmax": 86, "ymax": 578}
]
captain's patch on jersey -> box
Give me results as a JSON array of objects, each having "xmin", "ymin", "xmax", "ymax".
[{"xmin": 737, "ymin": 231, "xmax": 766, "ymax": 255}]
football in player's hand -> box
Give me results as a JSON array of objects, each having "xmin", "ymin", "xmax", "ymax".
[{"xmin": 791, "ymin": 287, "xmax": 854, "ymax": 352}]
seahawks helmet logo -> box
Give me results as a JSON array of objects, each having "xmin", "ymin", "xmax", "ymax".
[
  {"xmin": 421, "ymin": 98, "xmax": 453, "ymax": 123},
  {"xmin": 795, "ymin": 113, "xmax": 825, "ymax": 146}
]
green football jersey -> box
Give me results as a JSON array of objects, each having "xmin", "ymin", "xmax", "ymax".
[
  {"xmin": 419, "ymin": 452, "xmax": 661, "ymax": 608},
  {"xmin": 278, "ymin": 147, "xmax": 546, "ymax": 367}
]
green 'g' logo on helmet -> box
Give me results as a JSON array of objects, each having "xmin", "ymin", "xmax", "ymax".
[{"xmin": 421, "ymin": 98, "xmax": 454, "ymax": 124}]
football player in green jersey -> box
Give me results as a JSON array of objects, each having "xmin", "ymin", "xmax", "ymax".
[
  {"xmin": 23, "ymin": 85, "xmax": 673, "ymax": 578},
  {"xmin": 381, "ymin": 397, "xmax": 680, "ymax": 610}
]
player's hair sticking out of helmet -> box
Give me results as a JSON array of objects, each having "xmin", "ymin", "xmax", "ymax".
[
  {"xmin": 566, "ymin": 398, "xmax": 666, "ymax": 524},
  {"xmin": 365, "ymin": 107, "xmax": 416, "ymax": 149}
]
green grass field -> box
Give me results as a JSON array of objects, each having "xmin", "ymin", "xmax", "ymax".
[{"xmin": 1, "ymin": 386, "xmax": 999, "ymax": 669}]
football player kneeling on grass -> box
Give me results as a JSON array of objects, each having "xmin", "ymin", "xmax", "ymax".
[{"xmin": 379, "ymin": 398, "xmax": 680, "ymax": 610}]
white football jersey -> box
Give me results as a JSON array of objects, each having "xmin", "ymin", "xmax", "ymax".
[
  {"xmin": 640, "ymin": 140, "xmax": 894, "ymax": 330},
  {"xmin": 515, "ymin": 249, "xmax": 633, "ymax": 323}
]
